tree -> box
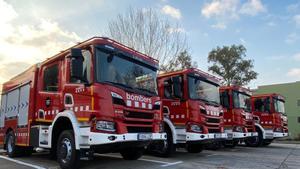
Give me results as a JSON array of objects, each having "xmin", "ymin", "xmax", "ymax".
[
  {"xmin": 108, "ymin": 8, "xmax": 193, "ymax": 71},
  {"xmin": 207, "ymin": 45, "xmax": 258, "ymax": 86},
  {"xmin": 163, "ymin": 50, "xmax": 197, "ymax": 71}
]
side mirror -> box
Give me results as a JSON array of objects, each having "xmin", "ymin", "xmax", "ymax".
[
  {"xmin": 172, "ymin": 76, "xmax": 183, "ymax": 99},
  {"xmin": 70, "ymin": 48, "xmax": 84, "ymax": 81}
]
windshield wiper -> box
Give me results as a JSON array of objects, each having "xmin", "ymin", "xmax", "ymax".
[
  {"xmin": 195, "ymin": 98, "xmax": 219, "ymax": 106},
  {"xmin": 136, "ymin": 87, "xmax": 156, "ymax": 96},
  {"xmin": 103, "ymin": 81, "xmax": 134, "ymax": 90},
  {"xmin": 206, "ymin": 100, "xmax": 220, "ymax": 106}
]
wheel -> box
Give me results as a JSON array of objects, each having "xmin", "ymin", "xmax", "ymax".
[
  {"xmin": 245, "ymin": 129, "xmax": 263, "ymax": 147},
  {"xmin": 57, "ymin": 130, "xmax": 80, "ymax": 169},
  {"xmin": 22, "ymin": 147, "xmax": 33, "ymax": 156},
  {"xmin": 50, "ymin": 147, "xmax": 57, "ymax": 160},
  {"xmin": 5, "ymin": 131, "xmax": 20, "ymax": 157},
  {"xmin": 186, "ymin": 143, "xmax": 203, "ymax": 153},
  {"xmin": 262, "ymin": 139, "xmax": 273, "ymax": 146},
  {"xmin": 151, "ymin": 127, "xmax": 175, "ymax": 157},
  {"xmin": 223, "ymin": 140, "xmax": 238, "ymax": 148},
  {"xmin": 205, "ymin": 141, "xmax": 222, "ymax": 150},
  {"xmin": 120, "ymin": 148, "xmax": 144, "ymax": 160}
]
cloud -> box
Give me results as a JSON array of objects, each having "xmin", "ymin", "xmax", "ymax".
[
  {"xmin": 0, "ymin": 0, "xmax": 81, "ymax": 85},
  {"xmin": 201, "ymin": 0, "xmax": 239, "ymax": 19},
  {"xmin": 240, "ymin": 0, "xmax": 266, "ymax": 16},
  {"xmin": 287, "ymin": 68, "xmax": 300, "ymax": 78},
  {"xmin": 201, "ymin": 0, "xmax": 266, "ymax": 29},
  {"xmin": 162, "ymin": 5, "xmax": 182, "ymax": 19},
  {"xmin": 285, "ymin": 33, "xmax": 299, "ymax": 44},
  {"xmin": 211, "ymin": 23, "xmax": 227, "ymax": 29},
  {"xmin": 293, "ymin": 52, "xmax": 300, "ymax": 61},
  {"xmin": 293, "ymin": 14, "xmax": 300, "ymax": 27}
]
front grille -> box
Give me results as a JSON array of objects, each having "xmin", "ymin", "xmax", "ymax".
[
  {"xmin": 124, "ymin": 111, "xmax": 154, "ymax": 119},
  {"xmin": 207, "ymin": 118, "xmax": 220, "ymax": 123},
  {"xmin": 127, "ymin": 126, "xmax": 152, "ymax": 133}
]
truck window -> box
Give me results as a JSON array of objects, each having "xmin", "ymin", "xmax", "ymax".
[
  {"xmin": 254, "ymin": 97, "xmax": 270, "ymax": 113},
  {"xmin": 164, "ymin": 78, "xmax": 173, "ymax": 99},
  {"xmin": 70, "ymin": 50, "xmax": 91, "ymax": 83},
  {"xmin": 43, "ymin": 64, "xmax": 59, "ymax": 92},
  {"xmin": 220, "ymin": 90, "xmax": 229, "ymax": 108}
]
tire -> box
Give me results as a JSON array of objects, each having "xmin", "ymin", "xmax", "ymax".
[
  {"xmin": 22, "ymin": 147, "xmax": 33, "ymax": 156},
  {"xmin": 152, "ymin": 127, "xmax": 175, "ymax": 157},
  {"xmin": 186, "ymin": 143, "xmax": 203, "ymax": 153},
  {"xmin": 57, "ymin": 130, "xmax": 80, "ymax": 169},
  {"xmin": 245, "ymin": 129, "xmax": 263, "ymax": 147},
  {"xmin": 5, "ymin": 131, "xmax": 20, "ymax": 157},
  {"xmin": 262, "ymin": 139, "xmax": 273, "ymax": 146},
  {"xmin": 50, "ymin": 147, "xmax": 57, "ymax": 160},
  {"xmin": 223, "ymin": 140, "xmax": 238, "ymax": 148},
  {"xmin": 120, "ymin": 148, "xmax": 144, "ymax": 160},
  {"xmin": 205, "ymin": 141, "xmax": 222, "ymax": 150}
]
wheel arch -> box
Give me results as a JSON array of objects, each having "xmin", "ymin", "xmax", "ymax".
[
  {"xmin": 163, "ymin": 118, "xmax": 177, "ymax": 144},
  {"xmin": 255, "ymin": 123, "xmax": 265, "ymax": 138},
  {"xmin": 50, "ymin": 110, "xmax": 81, "ymax": 150}
]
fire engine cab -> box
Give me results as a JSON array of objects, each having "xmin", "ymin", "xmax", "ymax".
[
  {"xmin": 220, "ymin": 85, "xmax": 257, "ymax": 148},
  {"xmin": 246, "ymin": 93, "xmax": 288, "ymax": 146},
  {"xmin": 151, "ymin": 68, "xmax": 227, "ymax": 156},
  {"xmin": 0, "ymin": 37, "xmax": 166, "ymax": 169}
]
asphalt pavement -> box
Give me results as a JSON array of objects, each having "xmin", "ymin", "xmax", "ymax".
[{"xmin": 0, "ymin": 143, "xmax": 299, "ymax": 169}]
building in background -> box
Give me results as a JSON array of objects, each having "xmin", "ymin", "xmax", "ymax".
[{"xmin": 254, "ymin": 81, "xmax": 300, "ymax": 140}]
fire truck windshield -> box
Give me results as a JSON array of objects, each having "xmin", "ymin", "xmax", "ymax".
[
  {"xmin": 273, "ymin": 98, "xmax": 285, "ymax": 114},
  {"xmin": 233, "ymin": 91, "xmax": 251, "ymax": 112},
  {"xmin": 95, "ymin": 48, "xmax": 157, "ymax": 95},
  {"xmin": 188, "ymin": 76, "xmax": 220, "ymax": 105}
]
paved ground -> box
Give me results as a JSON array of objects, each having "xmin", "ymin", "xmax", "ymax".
[{"xmin": 0, "ymin": 143, "xmax": 299, "ymax": 169}]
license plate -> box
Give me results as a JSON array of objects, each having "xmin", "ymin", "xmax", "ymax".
[
  {"xmin": 215, "ymin": 133, "xmax": 221, "ymax": 138},
  {"xmin": 138, "ymin": 133, "xmax": 152, "ymax": 140},
  {"xmin": 227, "ymin": 133, "xmax": 233, "ymax": 139}
]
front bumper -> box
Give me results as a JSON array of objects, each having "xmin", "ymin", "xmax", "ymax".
[
  {"xmin": 226, "ymin": 131, "xmax": 247, "ymax": 140},
  {"xmin": 186, "ymin": 132, "xmax": 227, "ymax": 142},
  {"xmin": 88, "ymin": 132, "xmax": 166, "ymax": 146},
  {"xmin": 273, "ymin": 132, "xmax": 288, "ymax": 138},
  {"xmin": 245, "ymin": 132, "xmax": 258, "ymax": 137}
]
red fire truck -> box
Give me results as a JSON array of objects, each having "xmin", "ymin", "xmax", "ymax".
[
  {"xmin": 0, "ymin": 37, "xmax": 166, "ymax": 169},
  {"xmin": 220, "ymin": 86, "xmax": 257, "ymax": 148},
  {"xmin": 245, "ymin": 93, "xmax": 288, "ymax": 146},
  {"xmin": 151, "ymin": 68, "xmax": 227, "ymax": 156}
]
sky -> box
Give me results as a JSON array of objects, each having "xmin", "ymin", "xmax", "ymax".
[{"xmin": 0, "ymin": 0, "xmax": 300, "ymax": 90}]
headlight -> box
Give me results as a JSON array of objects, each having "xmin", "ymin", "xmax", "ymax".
[
  {"xmin": 199, "ymin": 105, "xmax": 206, "ymax": 114},
  {"xmin": 254, "ymin": 116, "xmax": 260, "ymax": 123},
  {"xmin": 111, "ymin": 92, "xmax": 125, "ymax": 106},
  {"xmin": 153, "ymin": 101, "xmax": 161, "ymax": 110},
  {"xmin": 189, "ymin": 124, "xmax": 203, "ymax": 133},
  {"xmin": 96, "ymin": 121, "xmax": 116, "ymax": 132}
]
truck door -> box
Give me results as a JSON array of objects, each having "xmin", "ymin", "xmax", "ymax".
[
  {"xmin": 36, "ymin": 61, "xmax": 62, "ymax": 121},
  {"xmin": 162, "ymin": 75, "xmax": 187, "ymax": 125},
  {"xmin": 253, "ymin": 97, "xmax": 271, "ymax": 126}
]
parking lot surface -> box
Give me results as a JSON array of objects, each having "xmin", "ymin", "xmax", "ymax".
[{"xmin": 0, "ymin": 143, "xmax": 299, "ymax": 169}]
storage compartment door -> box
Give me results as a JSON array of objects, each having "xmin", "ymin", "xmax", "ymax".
[{"xmin": 18, "ymin": 84, "xmax": 30, "ymax": 126}]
